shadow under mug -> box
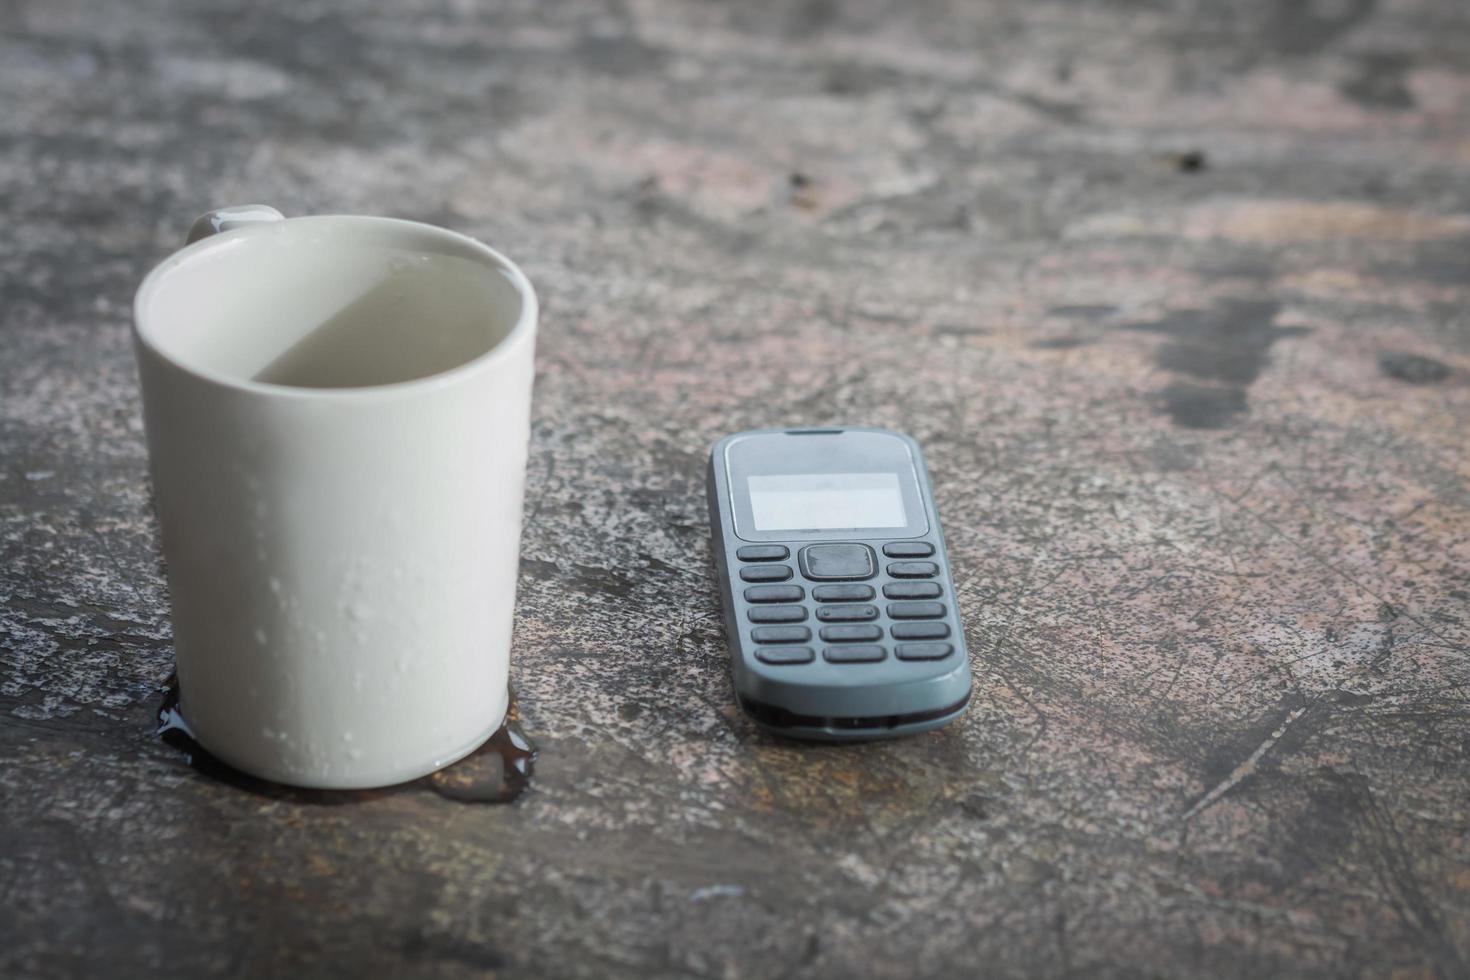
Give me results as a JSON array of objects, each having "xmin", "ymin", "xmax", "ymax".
[{"xmin": 133, "ymin": 206, "xmax": 538, "ymax": 788}]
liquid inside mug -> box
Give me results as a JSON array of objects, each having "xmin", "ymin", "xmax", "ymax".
[{"xmin": 133, "ymin": 206, "xmax": 538, "ymax": 788}]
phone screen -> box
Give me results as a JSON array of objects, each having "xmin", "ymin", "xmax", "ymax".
[{"xmin": 746, "ymin": 472, "xmax": 908, "ymax": 531}]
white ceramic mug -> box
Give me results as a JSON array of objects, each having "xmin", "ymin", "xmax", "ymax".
[{"xmin": 133, "ymin": 206, "xmax": 537, "ymax": 789}]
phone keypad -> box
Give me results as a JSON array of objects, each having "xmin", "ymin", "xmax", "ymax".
[{"xmin": 739, "ymin": 539, "xmax": 958, "ymax": 667}]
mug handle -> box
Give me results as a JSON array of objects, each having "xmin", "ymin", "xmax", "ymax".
[{"xmin": 185, "ymin": 204, "xmax": 285, "ymax": 244}]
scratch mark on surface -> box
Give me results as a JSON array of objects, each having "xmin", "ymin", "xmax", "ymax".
[{"xmin": 1181, "ymin": 705, "xmax": 1309, "ymax": 822}]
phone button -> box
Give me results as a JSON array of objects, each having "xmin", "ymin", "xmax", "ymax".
[
  {"xmin": 751, "ymin": 625, "xmax": 811, "ymax": 644},
  {"xmin": 744, "ymin": 585, "xmax": 804, "ymax": 603},
  {"xmin": 812, "ymin": 584, "xmax": 875, "ymax": 602},
  {"xmin": 756, "ymin": 646, "xmax": 814, "ymax": 665},
  {"xmin": 823, "ymin": 645, "xmax": 887, "ymax": 663},
  {"xmin": 799, "ymin": 544, "xmax": 875, "ymax": 581},
  {"xmin": 887, "ymin": 601, "xmax": 946, "ymax": 620},
  {"xmin": 895, "ymin": 642, "xmax": 953, "ymax": 661},
  {"xmin": 748, "ymin": 605, "xmax": 807, "ymax": 624},
  {"xmin": 820, "ymin": 624, "xmax": 882, "ymax": 642},
  {"xmin": 737, "ymin": 545, "xmax": 790, "ymax": 562},
  {"xmin": 882, "ymin": 542, "xmax": 935, "ymax": 558},
  {"xmin": 887, "ymin": 561, "xmax": 939, "ymax": 578},
  {"xmin": 816, "ymin": 604, "xmax": 878, "ymax": 623},
  {"xmin": 891, "ymin": 622, "xmax": 950, "ymax": 640},
  {"xmin": 883, "ymin": 581, "xmax": 941, "ymax": 599},
  {"xmin": 740, "ymin": 564, "xmax": 793, "ymax": 583}
]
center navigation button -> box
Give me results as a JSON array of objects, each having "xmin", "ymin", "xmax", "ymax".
[{"xmin": 798, "ymin": 544, "xmax": 876, "ymax": 581}]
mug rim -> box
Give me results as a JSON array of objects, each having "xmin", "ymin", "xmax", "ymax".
[{"xmin": 132, "ymin": 214, "xmax": 539, "ymax": 400}]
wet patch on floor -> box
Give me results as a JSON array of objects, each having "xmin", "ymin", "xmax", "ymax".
[
  {"xmin": 1379, "ymin": 351, "xmax": 1452, "ymax": 384},
  {"xmin": 1120, "ymin": 299, "xmax": 1309, "ymax": 428}
]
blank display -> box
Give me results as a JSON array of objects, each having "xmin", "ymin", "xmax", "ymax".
[{"xmin": 747, "ymin": 473, "xmax": 907, "ymax": 531}]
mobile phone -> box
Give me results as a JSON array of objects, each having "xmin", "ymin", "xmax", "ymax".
[{"xmin": 706, "ymin": 427, "xmax": 971, "ymax": 740}]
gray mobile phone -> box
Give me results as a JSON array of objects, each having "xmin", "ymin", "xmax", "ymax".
[{"xmin": 706, "ymin": 427, "xmax": 972, "ymax": 740}]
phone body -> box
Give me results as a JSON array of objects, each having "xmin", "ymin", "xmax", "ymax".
[{"xmin": 706, "ymin": 427, "xmax": 971, "ymax": 740}]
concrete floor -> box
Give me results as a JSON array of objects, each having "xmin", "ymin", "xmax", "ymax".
[{"xmin": 3, "ymin": 0, "xmax": 1469, "ymax": 976}]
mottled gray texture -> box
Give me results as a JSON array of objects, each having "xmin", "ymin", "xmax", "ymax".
[{"xmin": 3, "ymin": 0, "xmax": 1470, "ymax": 977}]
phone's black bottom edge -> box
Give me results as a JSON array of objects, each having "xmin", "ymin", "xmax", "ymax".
[{"xmin": 738, "ymin": 692, "xmax": 971, "ymax": 742}]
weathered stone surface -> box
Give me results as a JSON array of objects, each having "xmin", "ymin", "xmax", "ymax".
[{"xmin": 3, "ymin": 0, "xmax": 1469, "ymax": 977}]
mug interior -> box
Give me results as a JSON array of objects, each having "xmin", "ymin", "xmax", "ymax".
[{"xmin": 136, "ymin": 217, "xmax": 529, "ymax": 390}]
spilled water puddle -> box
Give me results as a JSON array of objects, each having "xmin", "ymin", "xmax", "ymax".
[{"xmin": 155, "ymin": 674, "xmax": 536, "ymax": 804}]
